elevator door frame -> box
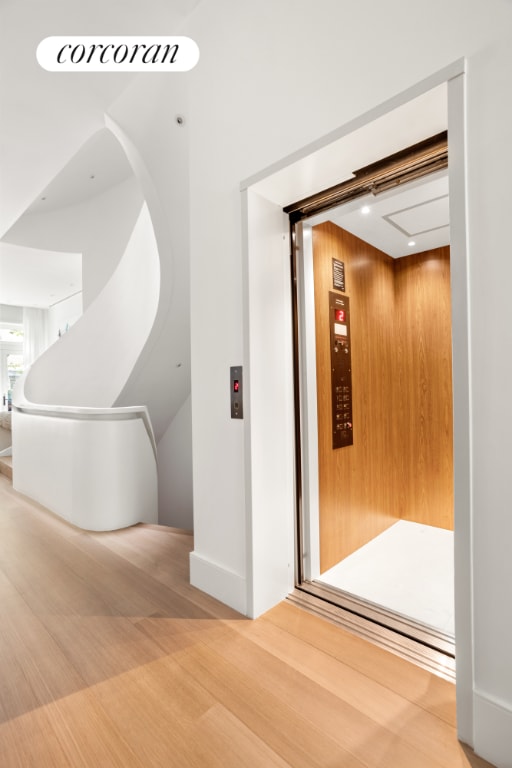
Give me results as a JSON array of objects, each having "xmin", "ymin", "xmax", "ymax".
[
  {"xmin": 285, "ymin": 129, "xmax": 460, "ymax": 672},
  {"xmin": 242, "ymin": 62, "xmax": 470, "ymax": 715}
]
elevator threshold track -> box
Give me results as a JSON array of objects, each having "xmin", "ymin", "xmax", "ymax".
[{"xmin": 289, "ymin": 581, "xmax": 456, "ymax": 682}]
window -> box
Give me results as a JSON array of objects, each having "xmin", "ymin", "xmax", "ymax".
[{"xmin": 0, "ymin": 324, "xmax": 24, "ymax": 396}]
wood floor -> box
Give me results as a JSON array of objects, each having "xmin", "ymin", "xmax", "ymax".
[
  {"xmin": 0, "ymin": 456, "xmax": 12, "ymax": 481},
  {"xmin": 0, "ymin": 474, "xmax": 494, "ymax": 768}
]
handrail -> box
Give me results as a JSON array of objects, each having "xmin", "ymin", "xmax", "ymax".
[{"xmin": 13, "ymin": 401, "xmax": 157, "ymax": 461}]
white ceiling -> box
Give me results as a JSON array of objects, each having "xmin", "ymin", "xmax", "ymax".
[
  {"xmin": 0, "ymin": 0, "xmax": 201, "ymax": 311},
  {"xmin": 309, "ymin": 168, "xmax": 449, "ymax": 258},
  {"xmin": 0, "ymin": 242, "xmax": 82, "ymax": 309},
  {"xmin": 1, "ymin": 3, "xmax": 448, "ymax": 311},
  {"xmin": 0, "ymin": 129, "xmax": 135, "ymax": 309},
  {"xmin": 0, "ymin": 0, "xmax": 202, "ymax": 236},
  {"xmin": 27, "ymin": 129, "xmax": 134, "ymax": 215}
]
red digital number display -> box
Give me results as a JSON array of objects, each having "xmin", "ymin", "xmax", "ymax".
[
  {"xmin": 233, "ymin": 379, "xmax": 240, "ymax": 393},
  {"xmin": 335, "ymin": 309, "xmax": 346, "ymax": 322}
]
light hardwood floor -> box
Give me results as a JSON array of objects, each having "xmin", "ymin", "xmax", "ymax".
[{"xmin": 0, "ymin": 474, "xmax": 494, "ymax": 768}]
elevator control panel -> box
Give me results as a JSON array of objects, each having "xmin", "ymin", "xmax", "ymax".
[
  {"xmin": 230, "ymin": 366, "xmax": 243, "ymax": 419},
  {"xmin": 329, "ymin": 292, "xmax": 353, "ymax": 448}
]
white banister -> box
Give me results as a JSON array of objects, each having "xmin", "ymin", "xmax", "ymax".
[
  {"xmin": 13, "ymin": 401, "xmax": 156, "ymax": 460},
  {"xmin": 12, "ymin": 403, "xmax": 158, "ymax": 532},
  {"xmin": 12, "ymin": 375, "xmax": 158, "ymax": 531}
]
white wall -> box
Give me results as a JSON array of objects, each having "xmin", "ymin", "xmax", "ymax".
[
  {"xmin": 465, "ymin": 32, "xmax": 512, "ymax": 768},
  {"xmin": 0, "ymin": 304, "xmax": 23, "ymax": 324},
  {"xmin": 243, "ymin": 189, "xmax": 296, "ymax": 618},
  {"xmin": 47, "ymin": 292, "xmax": 83, "ymax": 344},
  {"xmin": 179, "ymin": 1, "xmax": 512, "ymax": 764},
  {"xmin": 157, "ymin": 394, "xmax": 193, "ymax": 530},
  {"xmin": 12, "ymin": 408, "xmax": 158, "ymax": 531},
  {"xmin": 106, "ymin": 76, "xmax": 192, "ymax": 443},
  {"xmin": 4, "ymin": 175, "xmax": 143, "ymax": 309},
  {"xmin": 23, "ymin": 203, "xmax": 159, "ymax": 408}
]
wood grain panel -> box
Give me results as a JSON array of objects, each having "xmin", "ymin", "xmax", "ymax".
[
  {"xmin": 313, "ymin": 222, "xmax": 398, "ymax": 571},
  {"xmin": 0, "ymin": 475, "xmax": 491, "ymax": 768},
  {"xmin": 313, "ymin": 224, "xmax": 453, "ymax": 572},
  {"xmin": 394, "ymin": 246, "xmax": 453, "ymax": 528}
]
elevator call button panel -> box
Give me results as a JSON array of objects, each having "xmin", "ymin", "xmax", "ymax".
[
  {"xmin": 329, "ymin": 292, "xmax": 353, "ymax": 449},
  {"xmin": 230, "ymin": 366, "xmax": 243, "ymax": 419}
]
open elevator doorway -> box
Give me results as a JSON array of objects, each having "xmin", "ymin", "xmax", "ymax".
[{"xmin": 288, "ymin": 130, "xmax": 456, "ymax": 675}]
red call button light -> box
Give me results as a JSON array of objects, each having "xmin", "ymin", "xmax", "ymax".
[{"xmin": 335, "ymin": 309, "xmax": 346, "ymax": 322}]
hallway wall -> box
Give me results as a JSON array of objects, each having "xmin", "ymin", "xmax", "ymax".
[
  {"xmin": 185, "ymin": 6, "xmax": 512, "ymax": 759},
  {"xmin": 157, "ymin": 395, "xmax": 194, "ymax": 530}
]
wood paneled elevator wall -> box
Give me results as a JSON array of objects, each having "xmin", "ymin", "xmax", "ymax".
[{"xmin": 312, "ymin": 221, "xmax": 453, "ymax": 573}]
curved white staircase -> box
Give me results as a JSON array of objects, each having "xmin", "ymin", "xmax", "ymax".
[{"xmin": 12, "ymin": 202, "xmax": 160, "ymax": 530}]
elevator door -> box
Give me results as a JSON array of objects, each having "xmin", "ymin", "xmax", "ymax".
[{"xmin": 292, "ymin": 213, "xmax": 455, "ymax": 669}]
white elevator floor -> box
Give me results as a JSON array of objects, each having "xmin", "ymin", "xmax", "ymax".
[{"xmin": 317, "ymin": 520, "xmax": 454, "ymax": 635}]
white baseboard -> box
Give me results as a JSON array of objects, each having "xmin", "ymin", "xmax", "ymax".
[
  {"xmin": 189, "ymin": 551, "xmax": 247, "ymax": 616},
  {"xmin": 474, "ymin": 690, "xmax": 512, "ymax": 768}
]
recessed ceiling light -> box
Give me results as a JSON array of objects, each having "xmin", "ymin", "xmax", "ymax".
[
  {"xmin": 408, "ymin": 240, "xmax": 416, "ymax": 247},
  {"xmin": 361, "ymin": 205, "xmax": 371, "ymax": 215}
]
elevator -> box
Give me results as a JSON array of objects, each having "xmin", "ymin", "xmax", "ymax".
[{"xmin": 287, "ymin": 134, "xmax": 455, "ymax": 670}]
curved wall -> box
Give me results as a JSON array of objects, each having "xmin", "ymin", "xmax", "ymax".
[
  {"xmin": 8, "ymin": 116, "xmax": 194, "ymax": 529},
  {"xmin": 12, "ymin": 407, "xmax": 158, "ymax": 531},
  {"xmin": 4, "ymin": 173, "xmax": 144, "ymax": 311},
  {"xmin": 106, "ymin": 80, "xmax": 192, "ymax": 443},
  {"xmin": 23, "ymin": 203, "xmax": 160, "ymax": 407}
]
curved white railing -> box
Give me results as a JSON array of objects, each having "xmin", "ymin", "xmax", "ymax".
[
  {"xmin": 12, "ymin": 387, "xmax": 158, "ymax": 531},
  {"xmin": 13, "ymin": 400, "xmax": 157, "ymax": 460}
]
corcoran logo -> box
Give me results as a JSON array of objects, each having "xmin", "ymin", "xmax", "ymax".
[{"xmin": 37, "ymin": 36, "xmax": 200, "ymax": 72}]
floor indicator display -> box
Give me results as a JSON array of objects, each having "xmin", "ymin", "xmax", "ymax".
[
  {"xmin": 230, "ymin": 366, "xmax": 243, "ymax": 418},
  {"xmin": 329, "ymin": 292, "xmax": 353, "ymax": 448}
]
